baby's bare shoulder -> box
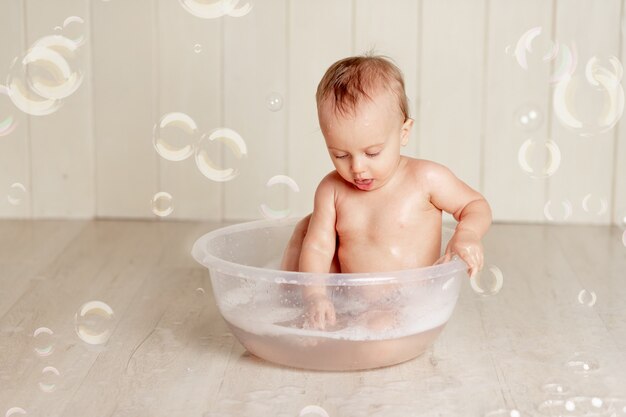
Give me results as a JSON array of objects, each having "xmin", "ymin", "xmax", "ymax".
[{"xmin": 403, "ymin": 157, "xmax": 448, "ymax": 180}]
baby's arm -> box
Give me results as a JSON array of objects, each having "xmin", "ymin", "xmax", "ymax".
[
  {"xmin": 299, "ymin": 175, "xmax": 338, "ymax": 329},
  {"xmin": 426, "ymin": 162, "xmax": 492, "ymax": 277}
]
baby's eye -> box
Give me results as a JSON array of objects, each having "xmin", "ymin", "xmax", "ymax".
[
  {"xmin": 334, "ymin": 154, "xmax": 349, "ymax": 159},
  {"xmin": 366, "ymin": 152, "xmax": 380, "ymax": 158}
]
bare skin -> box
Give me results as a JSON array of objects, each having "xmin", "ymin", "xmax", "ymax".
[{"xmin": 282, "ymin": 87, "xmax": 492, "ymax": 331}]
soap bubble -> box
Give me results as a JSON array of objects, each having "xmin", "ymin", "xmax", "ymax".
[
  {"xmin": 565, "ymin": 352, "xmax": 599, "ymax": 374},
  {"xmin": 259, "ymin": 175, "xmax": 299, "ymax": 219},
  {"xmin": 179, "ymin": 0, "xmax": 253, "ymax": 19},
  {"xmin": 299, "ymin": 405, "xmax": 330, "ymax": 417},
  {"xmin": 38, "ymin": 366, "xmax": 60, "ymax": 393},
  {"xmin": 33, "ymin": 327, "xmax": 54, "ymax": 357},
  {"xmin": 5, "ymin": 408, "xmax": 27, "ymax": 417},
  {"xmin": 622, "ymin": 230, "xmax": 626, "ymax": 247},
  {"xmin": 151, "ymin": 192, "xmax": 173, "ymax": 217},
  {"xmin": 581, "ymin": 193, "xmax": 608, "ymax": 216},
  {"xmin": 517, "ymin": 138, "xmax": 561, "ymax": 179},
  {"xmin": 153, "ymin": 112, "xmax": 198, "ymax": 161},
  {"xmin": 74, "ymin": 300, "xmax": 114, "ymax": 345},
  {"xmin": 195, "ymin": 128, "xmax": 247, "ymax": 182},
  {"xmin": 0, "ymin": 85, "xmax": 18, "ymax": 137},
  {"xmin": 7, "ymin": 183, "xmax": 27, "ymax": 206},
  {"xmin": 577, "ymin": 289, "xmax": 597, "ymax": 306},
  {"xmin": 541, "ymin": 379, "xmax": 571, "ymax": 396},
  {"xmin": 513, "ymin": 26, "xmax": 577, "ymax": 83},
  {"xmin": 28, "ymin": 35, "xmax": 83, "ymax": 99},
  {"xmin": 543, "ymin": 199, "xmax": 573, "ymax": 222},
  {"xmin": 514, "ymin": 105, "xmax": 543, "ymax": 132},
  {"xmin": 60, "ymin": 16, "xmax": 86, "ymax": 47},
  {"xmin": 6, "ymin": 54, "xmax": 62, "ymax": 116},
  {"xmin": 193, "ymin": 43, "xmax": 202, "ymax": 53},
  {"xmin": 553, "ymin": 56, "xmax": 624, "ymax": 137},
  {"xmin": 470, "ymin": 265, "xmax": 503, "ymax": 296},
  {"xmin": 266, "ymin": 92, "xmax": 283, "ymax": 112}
]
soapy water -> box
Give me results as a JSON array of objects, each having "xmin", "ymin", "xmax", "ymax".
[{"xmin": 211, "ymin": 259, "xmax": 460, "ymax": 369}]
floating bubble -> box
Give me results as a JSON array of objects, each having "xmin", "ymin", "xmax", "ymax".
[
  {"xmin": 470, "ymin": 265, "xmax": 503, "ymax": 296},
  {"xmin": 541, "ymin": 379, "xmax": 571, "ymax": 396},
  {"xmin": 543, "ymin": 199, "xmax": 573, "ymax": 222},
  {"xmin": 565, "ymin": 352, "xmax": 599, "ymax": 374},
  {"xmin": 151, "ymin": 192, "xmax": 173, "ymax": 217},
  {"xmin": 29, "ymin": 35, "xmax": 83, "ymax": 100},
  {"xmin": 74, "ymin": 300, "xmax": 114, "ymax": 345},
  {"xmin": 581, "ymin": 193, "xmax": 608, "ymax": 216},
  {"xmin": 7, "ymin": 182, "xmax": 27, "ymax": 206},
  {"xmin": 504, "ymin": 45, "xmax": 513, "ymax": 56},
  {"xmin": 196, "ymin": 287, "xmax": 206, "ymax": 296},
  {"xmin": 5, "ymin": 408, "xmax": 27, "ymax": 417},
  {"xmin": 514, "ymin": 27, "xmax": 577, "ymax": 83},
  {"xmin": 33, "ymin": 327, "xmax": 54, "ymax": 356},
  {"xmin": 299, "ymin": 405, "xmax": 330, "ymax": 417},
  {"xmin": 153, "ymin": 112, "xmax": 198, "ymax": 161},
  {"xmin": 193, "ymin": 43, "xmax": 202, "ymax": 53},
  {"xmin": 38, "ymin": 366, "xmax": 60, "ymax": 393},
  {"xmin": 266, "ymin": 92, "xmax": 283, "ymax": 112},
  {"xmin": 622, "ymin": 230, "xmax": 626, "ymax": 247},
  {"xmin": 577, "ymin": 289, "xmax": 597, "ymax": 306},
  {"xmin": 553, "ymin": 56, "xmax": 624, "ymax": 137},
  {"xmin": 259, "ymin": 175, "xmax": 299, "ymax": 219},
  {"xmin": 484, "ymin": 409, "xmax": 521, "ymax": 417},
  {"xmin": 0, "ymin": 85, "xmax": 18, "ymax": 137},
  {"xmin": 517, "ymin": 138, "xmax": 561, "ymax": 179},
  {"xmin": 514, "ymin": 105, "xmax": 543, "ymax": 132},
  {"xmin": 195, "ymin": 128, "xmax": 247, "ymax": 182},
  {"xmin": 60, "ymin": 16, "xmax": 86, "ymax": 47},
  {"xmin": 179, "ymin": 0, "xmax": 252, "ymax": 19},
  {"xmin": 6, "ymin": 54, "xmax": 62, "ymax": 116}
]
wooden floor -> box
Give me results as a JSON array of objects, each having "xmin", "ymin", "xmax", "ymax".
[{"xmin": 1, "ymin": 220, "xmax": 625, "ymax": 417}]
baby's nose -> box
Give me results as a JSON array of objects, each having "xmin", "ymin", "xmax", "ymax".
[{"xmin": 351, "ymin": 158, "xmax": 365, "ymax": 173}]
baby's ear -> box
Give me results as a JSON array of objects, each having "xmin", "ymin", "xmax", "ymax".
[{"xmin": 400, "ymin": 118, "xmax": 414, "ymax": 146}]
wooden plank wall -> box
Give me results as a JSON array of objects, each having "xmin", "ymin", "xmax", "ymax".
[{"xmin": 0, "ymin": 0, "xmax": 625, "ymax": 225}]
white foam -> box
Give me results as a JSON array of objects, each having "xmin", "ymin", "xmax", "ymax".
[{"xmin": 217, "ymin": 280, "xmax": 458, "ymax": 341}]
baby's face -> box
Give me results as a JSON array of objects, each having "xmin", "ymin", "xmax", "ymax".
[{"xmin": 318, "ymin": 88, "xmax": 413, "ymax": 191}]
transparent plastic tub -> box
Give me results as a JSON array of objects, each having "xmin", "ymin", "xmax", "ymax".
[{"xmin": 192, "ymin": 217, "xmax": 467, "ymax": 371}]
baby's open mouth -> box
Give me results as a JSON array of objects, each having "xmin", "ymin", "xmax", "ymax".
[{"xmin": 354, "ymin": 179, "xmax": 373, "ymax": 189}]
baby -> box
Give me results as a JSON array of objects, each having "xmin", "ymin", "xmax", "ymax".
[{"xmin": 281, "ymin": 54, "xmax": 492, "ymax": 331}]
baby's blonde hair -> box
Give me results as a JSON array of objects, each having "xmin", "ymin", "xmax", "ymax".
[{"xmin": 316, "ymin": 54, "xmax": 410, "ymax": 121}]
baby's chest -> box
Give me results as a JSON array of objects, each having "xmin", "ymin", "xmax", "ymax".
[{"xmin": 335, "ymin": 190, "xmax": 434, "ymax": 237}]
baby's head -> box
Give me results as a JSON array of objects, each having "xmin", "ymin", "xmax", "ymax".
[{"xmin": 316, "ymin": 54, "xmax": 413, "ymax": 191}]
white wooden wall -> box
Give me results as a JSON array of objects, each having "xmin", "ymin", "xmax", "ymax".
[{"xmin": 1, "ymin": 0, "xmax": 625, "ymax": 225}]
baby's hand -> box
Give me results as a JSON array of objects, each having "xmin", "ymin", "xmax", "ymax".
[
  {"xmin": 303, "ymin": 294, "xmax": 336, "ymax": 330},
  {"xmin": 439, "ymin": 229, "xmax": 484, "ymax": 278}
]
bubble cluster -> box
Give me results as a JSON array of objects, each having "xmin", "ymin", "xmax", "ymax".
[
  {"xmin": 5, "ymin": 31, "xmax": 86, "ymax": 117},
  {"xmin": 179, "ymin": 0, "xmax": 253, "ymax": 19},
  {"xmin": 74, "ymin": 300, "xmax": 115, "ymax": 345},
  {"xmin": 513, "ymin": 26, "xmax": 577, "ymax": 83},
  {"xmin": 259, "ymin": 175, "xmax": 299, "ymax": 219},
  {"xmin": 153, "ymin": 112, "xmax": 248, "ymax": 185},
  {"xmin": 470, "ymin": 265, "xmax": 503, "ymax": 296},
  {"xmin": 553, "ymin": 56, "xmax": 624, "ymax": 137},
  {"xmin": 151, "ymin": 192, "xmax": 174, "ymax": 217},
  {"xmin": 517, "ymin": 138, "xmax": 561, "ymax": 179}
]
